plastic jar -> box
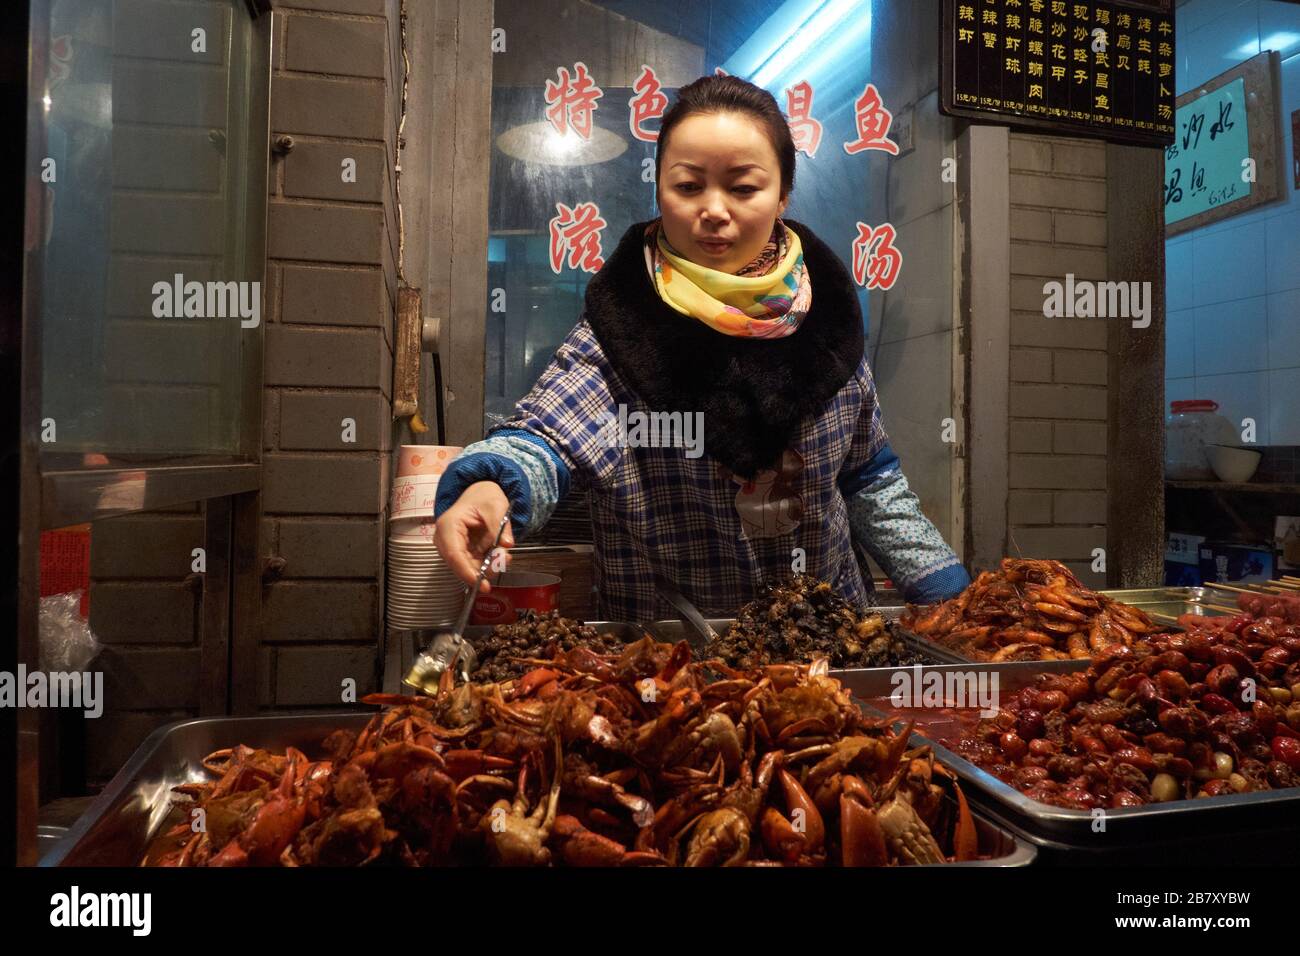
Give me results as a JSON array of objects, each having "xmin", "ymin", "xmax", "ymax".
[{"xmin": 1165, "ymin": 400, "xmax": 1237, "ymax": 480}]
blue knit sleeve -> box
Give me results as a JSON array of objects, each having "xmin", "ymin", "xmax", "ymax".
[
  {"xmin": 846, "ymin": 464, "xmax": 971, "ymax": 603},
  {"xmin": 837, "ymin": 354, "xmax": 969, "ymax": 604},
  {"xmin": 433, "ymin": 320, "xmax": 620, "ymax": 539},
  {"xmin": 433, "ymin": 432, "xmax": 570, "ymax": 537}
]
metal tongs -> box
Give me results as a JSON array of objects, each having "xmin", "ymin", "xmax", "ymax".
[
  {"xmin": 654, "ymin": 576, "xmax": 718, "ymax": 652},
  {"xmin": 403, "ymin": 513, "xmax": 509, "ymax": 695}
]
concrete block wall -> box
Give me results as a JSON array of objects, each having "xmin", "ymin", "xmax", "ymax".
[
  {"xmin": 261, "ymin": 0, "xmax": 400, "ymax": 710},
  {"xmin": 84, "ymin": 0, "xmax": 402, "ymax": 781},
  {"xmin": 1005, "ymin": 132, "xmax": 1108, "ymax": 587}
]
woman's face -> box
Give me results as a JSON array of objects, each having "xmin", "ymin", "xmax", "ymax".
[{"xmin": 657, "ymin": 111, "xmax": 789, "ymax": 274}]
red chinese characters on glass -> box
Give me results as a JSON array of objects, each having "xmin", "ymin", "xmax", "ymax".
[
  {"xmin": 628, "ymin": 65, "xmax": 668, "ymax": 142},
  {"xmin": 549, "ymin": 202, "xmax": 607, "ymax": 274},
  {"xmin": 843, "ymin": 83, "xmax": 899, "ymax": 155},
  {"xmin": 544, "ymin": 62, "xmax": 604, "ymax": 139},
  {"xmin": 785, "ymin": 80, "xmax": 823, "ymax": 158},
  {"xmin": 851, "ymin": 222, "xmax": 902, "ymax": 290}
]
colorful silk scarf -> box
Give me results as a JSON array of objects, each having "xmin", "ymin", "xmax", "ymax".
[{"xmin": 641, "ymin": 219, "xmax": 812, "ymax": 339}]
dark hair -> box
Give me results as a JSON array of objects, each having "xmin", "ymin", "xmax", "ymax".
[{"xmin": 655, "ymin": 75, "xmax": 796, "ymax": 199}]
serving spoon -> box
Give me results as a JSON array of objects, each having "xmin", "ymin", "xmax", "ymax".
[{"xmin": 402, "ymin": 513, "xmax": 508, "ymax": 694}]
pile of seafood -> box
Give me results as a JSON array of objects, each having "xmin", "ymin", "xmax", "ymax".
[
  {"xmin": 144, "ymin": 637, "xmax": 979, "ymax": 866},
  {"xmin": 945, "ymin": 609, "xmax": 1300, "ymax": 809},
  {"xmin": 709, "ymin": 574, "xmax": 927, "ymax": 669},
  {"xmin": 469, "ymin": 611, "xmax": 627, "ymax": 683},
  {"xmin": 901, "ymin": 558, "xmax": 1164, "ymax": 661}
]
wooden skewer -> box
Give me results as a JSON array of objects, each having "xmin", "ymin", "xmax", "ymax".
[
  {"xmin": 1268, "ymin": 579, "xmax": 1300, "ymax": 589},
  {"xmin": 1203, "ymin": 603, "xmax": 1239, "ymax": 614},
  {"xmin": 1201, "ymin": 582, "xmax": 1272, "ymax": 596},
  {"xmin": 1148, "ymin": 611, "xmax": 1179, "ymax": 625}
]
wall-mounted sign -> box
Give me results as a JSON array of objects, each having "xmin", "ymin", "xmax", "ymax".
[
  {"xmin": 940, "ymin": 0, "xmax": 1175, "ymax": 147},
  {"xmin": 1165, "ymin": 77, "xmax": 1249, "ymax": 224},
  {"xmin": 1165, "ymin": 51, "xmax": 1285, "ymax": 236}
]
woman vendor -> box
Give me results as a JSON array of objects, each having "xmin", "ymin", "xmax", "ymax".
[{"xmin": 433, "ymin": 74, "xmax": 970, "ymax": 621}]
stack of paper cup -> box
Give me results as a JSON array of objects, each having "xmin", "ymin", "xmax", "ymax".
[{"xmin": 387, "ymin": 445, "xmax": 463, "ymax": 629}]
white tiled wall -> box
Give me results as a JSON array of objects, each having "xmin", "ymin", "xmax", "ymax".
[
  {"xmin": 873, "ymin": 328, "xmax": 954, "ymax": 538},
  {"xmin": 863, "ymin": 0, "xmax": 962, "ymax": 549},
  {"xmin": 1165, "ymin": 0, "xmax": 1300, "ymax": 444}
]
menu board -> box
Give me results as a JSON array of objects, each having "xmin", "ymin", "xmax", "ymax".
[{"xmin": 940, "ymin": 0, "xmax": 1176, "ymax": 147}]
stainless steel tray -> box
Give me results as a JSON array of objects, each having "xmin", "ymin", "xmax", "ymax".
[
  {"xmin": 848, "ymin": 662, "xmax": 1300, "ymax": 863},
  {"xmin": 44, "ymin": 709, "xmax": 1036, "ymax": 867},
  {"xmin": 41, "ymin": 711, "xmax": 373, "ymax": 867},
  {"xmin": 885, "ymin": 587, "xmax": 1233, "ymax": 663},
  {"xmin": 835, "ymin": 659, "xmax": 1096, "ymax": 703},
  {"xmin": 37, "ymin": 825, "xmax": 70, "ymax": 865},
  {"xmin": 1098, "ymin": 586, "xmax": 1238, "ymax": 623}
]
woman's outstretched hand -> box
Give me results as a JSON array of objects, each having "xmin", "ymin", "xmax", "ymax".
[{"xmin": 434, "ymin": 481, "xmax": 515, "ymax": 592}]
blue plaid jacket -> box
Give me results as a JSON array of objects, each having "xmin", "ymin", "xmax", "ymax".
[{"xmin": 433, "ymin": 319, "xmax": 969, "ymax": 623}]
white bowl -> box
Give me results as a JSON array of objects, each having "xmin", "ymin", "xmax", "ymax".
[
  {"xmin": 387, "ymin": 556, "xmax": 448, "ymax": 566},
  {"xmin": 387, "ymin": 589, "xmax": 462, "ymax": 602},
  {"xmin": 387, "ymin": 595, "xmax": 462, "ymax": 610},
  {"xmin": 388, "ymin": 572, "xmax": 456, "ymax": 582},
  {"xmin": 386, "ymin": 542, "xmax": 443, "ymax": 556},
  {"xmin": 388, "ymin": 570, "xmax": 454, "ymax": 581},
  {"xmin": 388, "ymin": 575, "xmax": 456, "ymax": 587},
  {"xmin": 389, "ymin": 485, "xmax": 440, "ymax": 520},
  {"xmin": 387, "ymin": 540, "xmax": 442, "ymax": 550},
  {"xmin": 397, "ymin": 444, "xmax": 463, "ymax": 478},
  {"xmin": 389, "ymin": 595, "xmax": 461, "ymax": 605},
  {"xmin": 387, "ymin": 539, "xmax": 443, "ymax": 550},
  {"xmin": 387, "ymin": 555, "xmax": 450, "ymax": 567},
  {"xmin": 387, "ymin": 546, "xmax": 443, "ymax": 558},
  {"xmin": 389, "ymin": 532, "xmax": 437, "ymax": 544},
  {"xmin": 388, "ymin": 605, "xmax": 461, "ymax": 617},
  {"xmin": 387, "ymin": 587, "xmax": 462, "ymax": 600},
  {"xmin": 386, "ymin": 572, "xmax": 461, "ymax": 589},
  {"xmin": 1207, "ymin": 444, "xmax": 1261, "ymax": 483},
  {"xmin": 387, "ymin": 601, "xmax": 458, "ymax": 615},
  {"xmin": 388, "ymin": 613, "xmax": 457, "ymax": 628},
  {"xmin": 389, "ymin": 528, "xmax": 439, "ymax": 544}
]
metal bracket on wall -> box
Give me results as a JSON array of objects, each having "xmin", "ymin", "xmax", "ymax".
[
  {"xmin": 421, "ymin": 314, "xmax": 441, "ymax": 353},
  {"xmin": 421, "ymin": 314, "xmax": 447, "ymax": 446}
]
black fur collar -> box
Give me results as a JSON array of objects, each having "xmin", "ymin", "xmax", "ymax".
[{"xmin": 582, "ymin": 218, "xmax": 865, "ymax": 479}]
